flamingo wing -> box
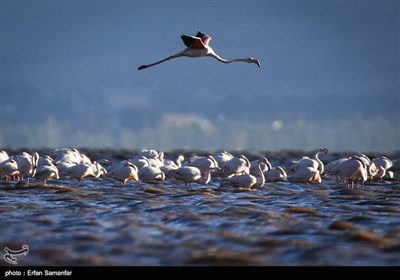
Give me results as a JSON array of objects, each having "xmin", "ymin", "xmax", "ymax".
[
  {"xmin": 196, "ymin": 31, "xmax": 205, "ymax": 38},
  {"xmin": 196, "ymin": 31, "xmax": 212, "ymax": 46},
  {"xmin": 181, "ymin": 35, "xmax": 205, "ymax": 49}
]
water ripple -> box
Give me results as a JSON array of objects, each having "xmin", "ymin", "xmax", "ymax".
[{"xmin": 1, "ymin": 165, "xmax": 399, "ymax": 266}]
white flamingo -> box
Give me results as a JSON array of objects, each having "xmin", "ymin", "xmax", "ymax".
[
  {"xmin": 330, "ymin": 156, "xmax": 368, "ymax": 188},
  {"xmin": 134, "ymin": 149, "xmax": 160, "ymax": 159},
  {"xmin": 324, "ymin": 157, "xmax": 350, "ymax": 175},
  {"xmin": 138, "ymin": 158, "xmax": 165, "ymax": 183},
  {"xmin": 34, "ymin": 162, "xmax": 59, "ymax": 184},
  {"xmin": 63, "ymin": 163, "xmax": 97, "ymax": 181},
  {"xmin": 199, "ymin": 167, "xmax": 222, "ymax": 185},
  {"xmin": 131, "ymin": 150, "xmax": 163, "ymax": 168},
  {"xmin": 129, "ymin": 156, "xmax": 151, "ymax": 169},
  {"xmin": 92, "ymin": 161, "xmax": 107, "ymax": 178},
  {"xmin": 0, "ymin": 151, "xmax": 9, "ymax": 164},
  {"xmin": 184, "ymin": 154, "xmax": 219, "ymax": 175},
  {"xmin": 250, "ymin": 158, "xmax": 272, "ymax": 177},
  {"xmin": 265, "ymin": 166, "xmax": 288, "ymax": 182},
  {"xmin": 220, "ymin": 157, "xmax": 269, "ymax": 189},
  {"xmin": 290, "ymin": 147, "xmax": 328, "ymax": 175},
  {"xmin": 288, "ymin": 167, "xmax": 322, "ymax": 184},
  {"xmin": 163, "ymin": 154, "xmax": 184, "ymax": 168},
  {"xmin": 52, "ymin": 148, "xmax": 82, "ymax": 164},
  {"xmin": 221, "ymin": 154, "xmax": 251, "ymax": 177},
  {"xmin": 170, "ymin": 166, "xmax": 202, "ymax": 186},
  {"xmin": 171, "ymin": 166, "xmax": 221, "ymax": 186},
  {"xmin": 106, "ymin": 161, "xmax": 139, "ymax": 185},
  {"xmin": 38, "ymin": 155, "xmax": 54, "ymax": 167},
  {"xmin": 14, "ymin": 152, "xmax": 39, "ymax": 183},
  {"xmin": 372, "ymin": 156, "xmax": 393, "ymax": 172},
  {"xmin": 56, "ymin": 161, "xmax": 75, "ymax": 178},
  {"xmin": 0, "ymin": 158, "xmax": 20, "ymax": 181},
  {"xmin": 160, "ymin": 154, "xmax": 185, "ymax": 179},
  {"xmin": 374, "ymin": 166, "xmax": 387, "ymax": 181},
  {"xmin": 138, "ymin": 31, "xmax": 260, "ymax": 70},
  {"xmin": 214, "ymin": 151, "xmax": 234, "ymax": 167}
]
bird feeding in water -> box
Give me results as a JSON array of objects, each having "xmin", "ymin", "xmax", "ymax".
[{"xmin": 138, "ymin": 31, "xmax": 261, "ymax": 70}]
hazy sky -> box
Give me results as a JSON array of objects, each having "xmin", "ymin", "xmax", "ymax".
[{"xmin": 1, "ymin": 0, "xmax": 399, "ymax": 150}]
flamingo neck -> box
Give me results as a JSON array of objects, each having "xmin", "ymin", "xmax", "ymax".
[
  {"xmin": 176, "ymin": 155, "xmax": 184, "ymax": 168},
  {"xmin": 202, "ymin": 170, "xmax": 212, "ymax": 185},
  {"xmin": 200, "ymin": 167, "xmax": 216, "ymax": 185},
  {"xmin": 315, "ymin": 152, "xmax": 324, "ymax": 175},
  {"xmin": 228, "ymin": 58, "xmax": 252, "ymax": 63},
  {"xmin": 211, "ymin": 54, "xmax": 252, "ymax": 64},
  {"xmin": 258, "ymin": 162, "xmax": 266, "ymax": 188}
]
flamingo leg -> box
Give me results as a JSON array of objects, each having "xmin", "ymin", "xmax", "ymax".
[{"xmin": 138, "ymin": 53, "xmax": 184, "ymax": 70}]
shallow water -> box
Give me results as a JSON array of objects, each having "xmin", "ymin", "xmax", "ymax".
[{"xmin": 1, "ymin": 150, "xmax": 400, "ymax": 266}]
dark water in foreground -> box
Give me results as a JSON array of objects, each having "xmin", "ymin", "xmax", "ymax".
[{"xmin": 1, "ymin": 150, "xmax": 400, "ymax": 266}]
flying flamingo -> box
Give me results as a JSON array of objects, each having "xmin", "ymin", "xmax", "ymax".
[{"xmin": 138, "ymin": 31, "xmax": 261, "ymax": 70}]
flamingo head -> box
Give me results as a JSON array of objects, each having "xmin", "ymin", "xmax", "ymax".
[
  {"xmin": 259, "ymin": 157, "xmax": 272, "ymax": 171},
  {"xmin": 249, "ymin": 57, "xmax": 261, "ymax": 67},
  {"xmin": 319, "ymin": 147, "xmax": 329, "ymax": 154}
]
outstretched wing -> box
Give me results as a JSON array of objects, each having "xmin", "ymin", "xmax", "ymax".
[
  {"xmin": 181, "ymin": 35, "xmax": 197, "ymax": 48},
  {"xmin": 196, "ymin": 31, "xmax": 212, "ymax": 46},
  {"xmin": 180, "ymin": 35, "xmax": 205, "ymax": 49}
]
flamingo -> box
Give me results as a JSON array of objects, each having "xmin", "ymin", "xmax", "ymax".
[
  {"xmin": 290, "ymin": 147, "xmax": 328, "ymax": 175},
  {"xmin": 324, "ymin": 157, "xmax": 350, "ymax": 175},
  {"xmin": 184, "ymin": 154, "xmax": 219, "ymax": 176},
  {"xmin": 137, "ymin": 157, "xmax": 165, "ymax": 183},
  {"xmin": 63, "ymin": 163, "xmax": 97, "ymax": 181},
  {"xmin": 250, "ymin": 158, "xmax": 272, "ymax": 177},
  {"xmin": 329, "ymin": 156, "xmax": 367, "ymax": 188},
  {"xmin": 14, "ymin": 152, "xmax": 39, "ymax": 184},
  {"xmin": 219, "ymin": 157, "xmax": 269, "ymax": 189},
  {"xmin": 91, "ymin": 161, "xmax": 108, "ymax": 178},
  {"xmin": 138, "ymin": 31, "xmax": 260, "ymax": 70},
  {"xmin": 265, "ymin": 166, "xmax": 288, "ymax": 182},
  {"xmin": 221, "ymin": 154, "xmax": 251, "ymax": 177},
  {"xmin": 34, "ymin": 162, "xmax": 59, "ymax": 184},
  {"xmin": 170, "ymin": 166, "xmax": 202, "ymax": 186},
  {"xmin": 52, "ymin": 148, "xmax": 82, "ymax": 165},
  {"xmin": 370, "ymin": 156, "xmax": 393, "ymax": 181},
  {"xmin": 160, "ymin": 154, "xmax": 185, "ymax": 179},
  {"xmin": 288, "ymin": 166, "xmax": 322, "ymax": 184},
  {"xmin": 170, "ymin": 166, "xmax": 221, "ymax": 186},
  {"xmin": 131, "ymin": 150, "xmax": 164, "ymax": 168},
  {"xmin": 105, "ymin": 161, "xmax": 139, "ymax": 185},
  {"xmin": 0, "ymin": 158, "xmax": 20, "ymax": 181},
  {"xmin": 162, "ymin": 154, "xmax": 184, "ymax": 168},
  {"xmin": 0, "ymin": 151, "xmax": 9, "ymax": 164},
  {"xmin": 38, "ymin": 155, "xmax": 54, "ymax": 167},
  {"xmin": 214, "ymin": 151, "xmax": 234, "ymax": 168},
  {"xmin": 372, "ymin": 156, "xmax": 393, "ymax": 172}
]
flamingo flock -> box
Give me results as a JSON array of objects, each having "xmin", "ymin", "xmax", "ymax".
[{"xmin": 0, "ymin": 148, "xmax": 398, "ymax": 190}]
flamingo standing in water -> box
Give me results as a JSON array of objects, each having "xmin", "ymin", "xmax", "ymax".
[
  {"xmin": 138, "ymin": 31, "xmax": 261, "ymax": 70},
  {"xmin": 219, "ymin": 157, "xmax": 269, "ymax": 189}
]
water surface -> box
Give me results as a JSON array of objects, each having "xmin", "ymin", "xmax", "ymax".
[{"xmin": 1, "ymin": 150, "xmax": 399, "ymax": 266}]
